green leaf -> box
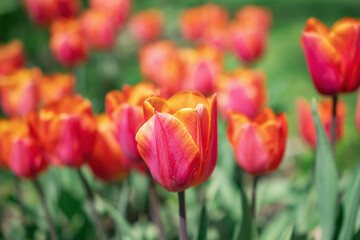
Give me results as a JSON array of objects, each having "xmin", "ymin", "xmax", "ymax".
[
  {"xmin": 338, "ymin": 163, "xmax": 360, "ymax": 240},
  {"xmin": 311, "ymin": 100, "xmax": 338, "ymax": 240},
  {"xmin": 279, "ymin": 222, "xmax": 294, "ymax": 240},
  {"xmin": 259, "ymin": 210, "xmax": 293, "ymax": 240},
  {"xmin": 233, "ymin": 189, "xmax": 252, "ymax": 240},
  {"xmin": 197, "ymin": 203, "xmax": 207, "ymax": 240}
]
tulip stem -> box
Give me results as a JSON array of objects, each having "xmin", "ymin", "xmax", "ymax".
[
  {"xmin": 330, "ymin": 95, "xmax": 338, "ymax": 154},
  {"xmin": 178, "ymin": 191, "xmax": 188, "ymax": 240},
  {"xmin": 149, "ymin": 178, "xmax": 166, "ymax": 240},
  {"xmin": 77, "ymin": 170, "xmax": 108, "ymax": 240},
  {"xmin": 33, "ymin": 178, "xmax": 59, "ymax": 240},
  {"xmin": 250, "ymin": 176, "xmax": 259, "ymax": 219}
]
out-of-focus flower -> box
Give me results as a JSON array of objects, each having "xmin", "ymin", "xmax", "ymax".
[
  {"xmin": 136, "ymin": 91, "xmax": 217, "ymax": 192},
  {"xmin": 301, "ymin": 18, "xmax": 360, "ymax": 95},
  {"xmin": 50, "ymin": 18, "xmax": 87, "ymax": 66},
  {"xmin": 57, "ymin": 0, "xmax": 81, "ymax": 18},
  {"xmin": 27, "ymin": 95, "xmax": 96, "ymax": 168},
  {"xmin": 139, "ymin": 41, "xmax": 183, "ymax": 97},
  {"xmin": 235, "ymin": 5, "xmax": 272, "ymax": 30},
  {"xmin": 88, "ymin": 114, "xmax": 130, "ymax": 182},
  {"xmin": 129, "ymin": 9, "xmax": 164, "ymax": 43},
  {"xmin": 39, "ymin": 73, "xmax": 75, "ymax": 104},
  {"xmin": 297, "ymin": 97, "xmax": 346, "ymax": 148},
  {"xmin": 0, "ymin": 40, "xmax": 25, "ymax": 76},
  {"xmin": 90, "ymin": 0, "xmax": 131, "ymax": 28},
  {"xmin": 81, "ymin": 9, "xmax": 117, "ymax": 50},
  {"xmin": 202, "ymin": 24, "xmax": 229, "ymax": 51},
  {"xmin": 217, "ymin": 68, "xmax": 267, "ymax": 120},
  {"xmin": 0, "ymin": 68, "xmax": 41, "ymax": 118},
  {"xmin": 106, "ymin": 82, "xmax": 159, "ymax": 164},
  {"xmin": 180, "ymin": 4, "xmax": 228, "ymax": 42},
  {"xmin": 227, "ymin": 108, "xmax": 287, "ymax": 176},
  {"xmin": 180, "ymin": 45, "xmax": 223, "ymax": 95}
]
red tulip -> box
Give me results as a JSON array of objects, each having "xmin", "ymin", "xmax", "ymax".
[
  {"xmin": 297, "ymin": 97, "xmax": 346, "ymax": 148},
  {"xmin": 136, "ymin": 91, "xmax": 217, "ymax": 192},
  {"xmin": 129, "ymin": 9, "xmax": 164, "ymax": 43},
  {"xmin": 90, "ymin": 0, "xmax": 131, "ymax": 28},
  {"xmin": 217, "ymin": 68, "xmax": 267, "ymax": 120},
  {"xmin": 39, "ymin": 73, "xmax": 75, "ymax": 105},
  {"xmin": 0, "ymin": 40, "xmax": 25, "ymax": 76},
  {"xmin": 227, "ymin": 108, "xmax": 287, "ymax": 176},
  {"xmin": 57, "ymin": 0, "xmax": 81, "ymax": 18},
  {"xmin": 301, "ymin": 18, "xmax": 360, "ymax": 95}
]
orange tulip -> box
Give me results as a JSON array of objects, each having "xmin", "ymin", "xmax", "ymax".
[
  {"xmin": 235, "ymin": 6, "xmax": 272, "ymax": 30},
  {"xmin": 139, "ymin": 41, "xmax": 183, "ymax": 97},
  {"xmin": 297, "ymin": 97, "xmax": 346, "ymax": 148},
  {"xmin": 0, "ymin": 68, "xmax": 41, "ymax": 118},
  {"xmin": 39, "ymin": 73, "xmax": 75, "ymax": 105},
  {"xmin": 301, "ymin": 18, "xmax": 360, "ymax": 95},
  {"xmin": 227, "ymin": 108, "xmax": 287, "ymax": 176},
  {"xmin": 50, "ymin": 18, "xmax": 87, "ymax": 66},
  {"xmin": 217, "ymin": 68, "xmax": 267, "ymax": 120},
  {"xmin": 88, "ymin": 114, "xmax": 130, "ymax": 182},
  {"xmin": 0, "ymin": 40, "xmax": 25, "ymax": 76},
  {"xmin": 136, "ymin": 92, "xmax": 217, "ymax": 192},
  {"xmin": 129, "ymin": 9, "xmax": 164, "ymax": 43},
  {"xmin": 90, "ymin": 0, "xmax": 131, "ymax": 28},
  {"xmin": 27, "ymin": 95, "xmax": 96, "ymax": 168},
  {"xmin": 106, "ymin": 83, "xmax": 159, "ymax": 163}
]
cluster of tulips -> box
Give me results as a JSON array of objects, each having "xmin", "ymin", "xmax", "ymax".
[{"xmin": 0, "ymin": 0, "xmax": 360, "ymax": 239}]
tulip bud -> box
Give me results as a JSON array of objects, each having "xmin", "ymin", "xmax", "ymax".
[
  {"xmin": 90, "ymin": 0, "xmax": 131, "ymax": 28},
  {"xmin": 301, "ymin": 18, "xmax": 360, "ymax": 95},
  {"xmin": 297, "ymin": 97, "xmax": 346, "ymax": 148},
  {"xmin": 40, "ymin": 73, "xmax": 75, "ymax": 105},
  {"xmin": 0, "ymin": 40, "xmax": 25, "ymax": 76},
  {"xmin": 227, "ymin": 108, "xmax": 287, "ymax": 176},
  {"xmin": 136, "ymin": 91, "xmax": 217, "ymax": 192},
  {"xmin": 217, "ymin": 67, "xmax": 267, "ymax": 120},
  {"xmin": 129, "ymin": 9, "xmax": 164, "ymax": 43}
]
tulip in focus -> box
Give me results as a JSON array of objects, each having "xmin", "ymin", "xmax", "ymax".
[
  {"xmin": 227, "ymin": 108, "xmax": 287, "ymax": 176},
  {"xmin": 297, "ymin": 98, "xmax": 346, "ymax": 148},
  {"xmin": 136, "ymin": 91, "xmax": 218, "ymax": 192},
  {"xmin": 129, "ymin": 9, "xmax": 164, "ymax": 43},
  {"xmin": 91, "ymin": 0, "xmax": 131, "ymax": 28},
  {"xmin": 0, "ymin": 40, "xmax": 25, "ymax": 76},
  {"xmin": 301, "ymin": 18, "xmax": 360, "ymax": 95},
  {"xmin": 217, "ymin": 68, "xmax": 267, "ymax": 120},
  {"xmin": 0, "ymin": 68, "xmax": 41, "ymax": 118},
  {"xmin": 39, "ymin": 73, "xmax": 75, "ymax": 104}
]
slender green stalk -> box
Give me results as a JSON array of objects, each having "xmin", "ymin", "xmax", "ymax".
[
  {"xmin": 178, "ymin": 191, "xmax": 188, "ymax": 240},
  {"xmin": 250, "ymin": 176, "xmax": 259, "ymax": 219},
  {"xmin": 149, "ymin": 178, "xmax": 166, "ymax": 240},
  {"xmin": 330, "ymin": 95, "xmax": 338, "ymax": 154}
]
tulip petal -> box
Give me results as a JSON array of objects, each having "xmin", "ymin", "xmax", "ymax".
[
  {"xmin": 271, "ymin": 113, "xmax": 288, "ymax": 171},
  {"xmin": 254, "ymin": 107, "xmax": 277, "ymax": 125},
  {"xmin": 167, "ymin": 91, "xmax": 211, "ymax": 114},
  {"xmin": 227, "ymin": 111, "xmax": 250, "ymax": 147},
  {"xmin": 105, "ymin": 90, "xmax": 125, "ymax": 117}
]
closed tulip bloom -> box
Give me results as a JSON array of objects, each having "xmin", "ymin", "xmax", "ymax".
[
  {"xmin": 235, "ymin": 6, "xmax": 272, "ymax": 30},
  {"xmin": 227, "ymin": 108, "xmax": 287, "ymax": 176},
  {"xmin": 217, "ymin": 68, "xmax": 267, "ymax": 120},
  {"xmin": 0, "ymin": 40, "xmax": 25, "ymax": 76},
  {"xmin": 136, "ymin": 91, "xmax": 217, "ymax": 192},
  {"xmin": 0, "ymin": 68, "xmax": 41, "ymax": 118},
  {"xmin": 297, "ymin": 98, "xmax": 346, "ymax": 148},
  {"xmin": 50, "ymin": 18, "xmax": 87, "ymax": 66},
  {"xmin": 90, "ymin": 0, "xmax": 131, "ymax": 28},
  {"xmin": 301, "ymin": 18, "xmax": 360, "ymax": 95},
  {"xmin": 39, "ymin": 73, "xmax": 75, "ymax": 105},
  {"xmin": 129, "ymin": 9, "xmax": 164, "ymax": 43},
  {"xmin": 202, "ymin": 24, "xmax": 229, "ymax": 51}
]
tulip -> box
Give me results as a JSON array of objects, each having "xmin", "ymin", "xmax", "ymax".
[
  {"xmin": 139, "ymin": 41, "xmax": 183, "ymax": 97},
  {"xmin": 301, "ymin": 18, "xmax": 360, "ymax": 95},
  {"xmin": 0, "ymin": 68, "xmax": 41, "ymax": 118},
  {"xmin": 217, "ymin": 67, "xmax": 267, "ymax": 120},
  {"xmin": 202, "ymin": 24, "xmax": 229, "ymax": 51},
  {"xmin": 129, "ymin": 9, "xmax": 164, "ymax": 43},
  {"xmin": 136, "ymin": 91, "xmax": 217, "ymax": 192},
  {"xmin": 297, "ymin": 97, "xmax": 346, "ymax": 148},
  {"xmin": 27, "ymin": 95, "xmax": 96, "ymax": 168},
  {"xmin": 0, "ymin": 40, "xmax": 25, "ymax": 75},
  {"xmin": 90, "ymin": 0, "xmax": 131, "ymax": 28},
  {"xmin": 81, "ymin": 9, "xmax": 117, "ymax": 50},
  {"xmin": 235, "ymin": 6, "xmax": 272, "ymax": 30},
  {"xmin": 40, "ymin": 73, "xmax": 75, "ymax": 105},
  {"xmin": 106, "ymin": 82, "xmax": 159, "ymax": 164},
  {"xmin": 50, "ymin": 18, "xmax": 87, "ymax": 66},
  {"xmin": 227, "ymin": 108, "xmax": 287, "ymax": 176},
  {"xmin": 57, "ymin": 0, "xmax": 81, "ymax": 18},
  {"xmin": 356, "ymin": 91, "xmax": 360, "ymax": 134}
]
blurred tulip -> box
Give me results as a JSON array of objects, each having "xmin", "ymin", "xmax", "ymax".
[
  {"xmin": 57, "ymin": 0, "xmax": 81, "ymax": 18},
  {"xmin": 50, "ymin": 18, "xmax": 87, "ymax": 66},
  {"xmin": 136, "ymin": 91, "xmax": 217, "ymax": 192},
  {"xmin": 0, "ymin": 40, "xmax": 25, "ymax": 76},
  {"xmin": 0, "ymin": 68, "xmax": 41, "ymax": 118},
  {"xmin": 180, "ymin": 4, "xmax": 228, "ymax": 42},
  {"xmin": 301, "ymin": 18, "xmax": 360, "ymax": 95},
  {"xmin": 227, "ymin": 108, "xmax": 287, "ymax": 176},
  {"xmin": 235, "ymin": 5, "xmax": 272, "ymax": 30},
  {"xmin": 217, "ymin": 68, "xmax": 267, "ymax": 120},
  {"xmin": 180, "ymin": 45, "xmax": 223, "ymax": 95},
  {"xmin": 202, "ymin": 24, "xmax": 229, "ymax": 51},
  {"xmin": 27, "ymin": 95, "xmax": 96, "ymax": 168},
  {"xmin": 106, "ymin": 82, "xmax": 159, "ymax": 164},
  {"xmin": 129, "ymin": 9, "xmax": 164, "ymax": 43},
  {"xmin": 139, "ymin": 41, "xmax": 183, "ymax": 97},
  {"xmin": 88, "ymin": 114, "xmax": 130, "ymax": 182},
  {"xmin": 297, "ymin": 97, "xmax": 346, "ymax": 148},
  {"xmin": 90, "ymin": 0, "xmax": 131, "ymax": 28},
  {"xmin": 81, "ymin": 9, "xmax": 117, "ymax": 50},
  {"xmin": 39, "ymin": 73, "xmax": 75, "ymax": 104}
]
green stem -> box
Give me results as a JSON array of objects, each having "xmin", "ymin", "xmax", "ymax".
[{"xmin": 178, "ymin": 191, "xmax": 188, "ymax": 240}]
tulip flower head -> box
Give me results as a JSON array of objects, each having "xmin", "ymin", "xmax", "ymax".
[
  {"xmin": 90, "ymin": 0, "xmax": 131, "ymax": 28},
  {"xmin": 39, "ymin": 73, "xmax": 75, "ymax": 105},
  {"xmin": 297, "ymin": 97, "xmax": 346, "ymax": 148},
  {"xmin": 235, "ymin": 5, "xmax": 272, "ymax": 30},
  {"xmin": 227, "ymin": 108, "xmax": 287, "ymax": 176},
  {"xmin": 0, "ymin": 40, "xmax": 25, "ymax": 76},
  {"xmin": 202, "ymin": 24, "xmax": 229, "ymax": 51},
  {"xmin": 301, "ymin": 18, "xmax": 360, "ymax": 95},
  {"xmin": 129, "ymin": 9, "xmax": 164, "ymax": 43},
  {"xmin": 136, "ymin": 91, "xmax": 218, "ymax": 192}
]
